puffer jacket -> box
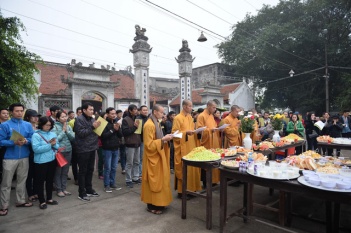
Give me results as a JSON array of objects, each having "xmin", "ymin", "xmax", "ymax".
[
  {"xmin": 0, "ymin": 118, "xmax": 34, "ymax": 159},
  {"xmin": 52, "ymin": 122, "xmax": 75, "ymax": 152},
  {"xmin": 32, "ymin": 130, "xmax": 59, "ymax": 164},
  {"xmin": 74, "ymin": 113, "xmax": 98, "ymax": 153}
]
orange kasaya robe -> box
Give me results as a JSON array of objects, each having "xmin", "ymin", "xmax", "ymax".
[
  {"xmin": 141, "ymin": 119, "xmax": 172, "ymax": 207},
  {"xmin": 172, "ymin": 110, "xmax": 202, "ymax": 193},
  {"xmin": 250, "ymin": 120, "xmax": 260, "ymax": 143},
  {"xmin": 196, "ymin": 109, "xmax": 220, "ymax": 183},
  {"xmin": 223, "ymin": 114, "xmax": 242, "ymax": 147}
]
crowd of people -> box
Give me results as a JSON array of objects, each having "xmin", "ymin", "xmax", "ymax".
[{"xmin": 0, "ymin": 101, "xmax": 350, "ymax": 216}]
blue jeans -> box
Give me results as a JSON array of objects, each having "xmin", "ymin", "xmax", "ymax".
[
  {"xmin": 139, "ymin": 142, "xmax": 144, "ymax": 177},
  {"xmin": 103, "ymin": 149, "xmax": 119, "ymax": 187}
]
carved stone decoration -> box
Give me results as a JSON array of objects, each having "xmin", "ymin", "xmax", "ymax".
[
  {"xmin": 176, "ymin": 39, "xmax": 195, "ymax": 109},
  {"xmin": 134, "ymin": 24, "xmax": 148, "ymax": 41},
  {"xmin": 179, "ymin": 40, "xmax": 191, "ymax": 52},
  {"xmin": 131, "ymin": 25, "xmax": 151, "ymax": 108}
]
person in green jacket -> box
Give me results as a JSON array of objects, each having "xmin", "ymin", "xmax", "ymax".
[
  {"xmin": 52, "ymin": 111, "xmax": 75, "ymax": 197},
  {"xmin": 286, "ymin": 113, "xmax": 305, "ymax": 154}
]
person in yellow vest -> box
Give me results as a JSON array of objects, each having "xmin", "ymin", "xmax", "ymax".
[
  {"xmin": 223, "ymin": 105, "xmax": 242, "ymax": 147},
  {"xmin": 172, "ymin": 100, "xmax": 201, "ymax": 199},
  {"xmin": 141, "ymin": 104, "xmax": 173, "ymax": 215},
  {"xmin": 196, "ymin": 100, "xmax": 221, "ymax": 186}
]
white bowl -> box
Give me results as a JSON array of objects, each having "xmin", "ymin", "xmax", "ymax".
[
  {"xmin": 309, "ymin": 177, "xmax": 321, "ymax": 186},
  {"xmin": 320, "ymin": 179, "xmax": 336, "ymax": 189},
  {"xmin": 340, "ymin": 169, "xmax": 351, "ymax": 177},
  {"xmin": 336, "ymin": 181, "xmax": 351, "ymax": 189},
  {"xmin": 302, "ymin": 170, "xmax": 314, "ymax": 176}
]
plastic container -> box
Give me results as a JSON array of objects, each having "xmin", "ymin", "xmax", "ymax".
[{"xmin": 336, "ymin": 181, "xmax": 351, "ymax": 190}]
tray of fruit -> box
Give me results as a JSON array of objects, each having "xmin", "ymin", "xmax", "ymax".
[{"xmin": 209, "ymin": 148, "xmax": 237, "ymax": 157}]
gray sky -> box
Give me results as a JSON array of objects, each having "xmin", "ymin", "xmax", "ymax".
[{"xmin": 1, "ymin": 0, "xmax": 280, "ymax": 79}]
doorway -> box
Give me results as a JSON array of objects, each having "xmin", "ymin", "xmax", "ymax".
[{"xmin": 81, "ymin": 91, "xmax": 103, "ymax": 115}]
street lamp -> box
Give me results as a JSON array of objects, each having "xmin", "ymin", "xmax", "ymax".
[{"xmin": 289, "ymin": 69, "xmax": 295, "ymax": 77}]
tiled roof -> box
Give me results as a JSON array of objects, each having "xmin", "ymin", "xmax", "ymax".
[
  {"xmin": 36, "ymin": 63, "xmax": 69, "ymax": 95},
  {"xmin": 169, "ymin": 88, "xmax": 204, "ymax": 106},
  {"xmin": 220, "ymin": 83, "xmax": 241, "ymax": 100},
  {"xmin": 169, "ymin": 83, "xmax": 241, "ymax": 106},
  {"xmin": 37, "ymin": 62, "xmax": 135, "ymax": 99}
]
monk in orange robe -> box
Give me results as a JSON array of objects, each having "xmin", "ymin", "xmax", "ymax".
[
  {"xmin": 141, "ymin": 104, "xmax": 173, "ymax": 215},
  {"xmin": 196, "ymin": 100, "xmax": 221, "ymax": 184},
  {"xmin": 223, "ymin": 105, "xmax": 242, "ymax": 147},
  {"xmin": 172, "ymin": 100, "xmax": 201, "ymax": 198}
]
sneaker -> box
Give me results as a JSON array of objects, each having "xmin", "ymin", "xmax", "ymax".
[
  {"xmin": 121, "ymin": 170, "xmax": 126, "ymax": 174},
  {"xmin": 126, "ymin": 182, "xmax": 133, "ymax": 188},
  {"xmin": 86, "ymin": 190, "xmax": 100, "ymax": 197},
  {"xmin": 132, "ymin": 179, "xmax": 141, "ymax": 184},
  {"xmin": 99, "ymin": 176, "xmax": 104, "ymax": 180},
  {"xmin": 104, "ymin": 186, "xmax": 112, "ymax": 193},
  {"xmin": 110, "ymin": 185, "xmax": 122, "ymax": 191},
  {"xmin": 78, "ymin": 195, "xmax": 90, "ymax": 201}
]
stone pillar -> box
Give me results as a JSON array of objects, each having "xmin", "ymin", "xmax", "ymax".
[
  {"xmin": 130, "ymin": 25, "xmax": 152, "ymax": 108},
  {"xmin": 175, "ymin": 40, "xmax": 195, "ymax": 109}
]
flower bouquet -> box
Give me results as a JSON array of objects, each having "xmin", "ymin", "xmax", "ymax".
[
  {"xmin": 239, "ymin": 111, "xmax": 255, "ymax": 133},
  {"xmin": 271, "ymin": 113, "xmax": 283, "ymax": 131}
]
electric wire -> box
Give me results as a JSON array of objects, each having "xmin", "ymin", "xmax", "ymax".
[{"xmin": 185, "ymin": 0, "xmax": 233, "ymax": 25}]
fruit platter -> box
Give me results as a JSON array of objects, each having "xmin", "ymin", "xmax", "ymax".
[
  {"xmin": 183, "ymin": 146, "xmax": 221, "ymax": 162},
  {"xmin": 239, "ymin": 152, "xmax": 268, "ymax": 162},
  {"xmin": 221, "ymin": 160, "xmax": 240, "ymax": 169},
  {"xmin": 209, "ymin": 148, "xmax": 237, "ymax": 157}
]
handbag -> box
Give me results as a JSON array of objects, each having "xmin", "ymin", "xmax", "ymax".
[
  {"xmin": 37, "ymin": 133, "xmax": 67, "ymax": 167},
  {"xmin": 308, "ymin": 130, "xmax": 319, "ymax": 139}
]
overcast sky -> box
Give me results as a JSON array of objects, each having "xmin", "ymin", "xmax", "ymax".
[{"xmin": 1, "ymin": 0, "xmax": 280, "ymax": 79}]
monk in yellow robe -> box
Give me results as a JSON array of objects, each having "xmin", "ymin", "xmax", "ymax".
[
  {"xmin": 172, "ymin": 100, "xmax": 201, "ymax": 198},
  {"xmin": 223, "ymin": 105, "xmax": 242, "ymax": 147},
  {"xmin": 141, "ymin": 104, "xmax": 174, "ymax": 215},
  {"xmin": 196, "ymin": 100, "xmax": 220, "ymax": 184}
]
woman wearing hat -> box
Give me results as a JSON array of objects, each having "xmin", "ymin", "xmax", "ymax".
[{"xmin": 23, "ymin": 109, "xmax": 41, "ymax": 202}]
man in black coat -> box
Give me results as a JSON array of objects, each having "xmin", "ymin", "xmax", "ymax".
[
  {"xmin": 101, "ymin": 107, "xmax": 123, "ymax": 193},
  {"xmin": 74, "ymin": 102, "xmax": 101, "ymax": 201}
]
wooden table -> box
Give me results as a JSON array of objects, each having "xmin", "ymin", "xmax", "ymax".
[
  {"xmin": 317, "ymin": 142, "xmax": 351, "ymax": 154},
  {"xmin": 219, "ymin": 168, "xmax": 351, "ymax": 233},
  {"xmin": 181, "ymin": 158, "xmax": 219, "ymax": 230},
  {"xmin": 180, "ymin": 141, "xmax": 305, "ymax": 230}
]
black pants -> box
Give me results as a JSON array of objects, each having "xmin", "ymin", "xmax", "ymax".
[
  {"xmin": 34, "ymin": 159, "xmax": 56, "ymax": 204},
  {"xmin": 26, "ymin": 153, "xmax": 37, "ymax": 197},
  {"xmin": 71, "ymin": 146, "xmax": 78, "ymax": 181},
  {"xmin": 77, "ymin": 150, "xmax": 95, "ymax": 196},
  {"xmin": 342, "ymin": 132, "xmax": 351, "ymax": 138},
  {"xmin": 169, "ymin": 141, "xmax": 174, "ymax": 170}
]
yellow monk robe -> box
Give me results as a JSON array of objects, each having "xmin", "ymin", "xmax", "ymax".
[
  {"xmin": 196, "ymin": 110, "xmax": 220, "ymax": 183},
  {"xmin": 250, "ymin": 120, "xmax": 260, "ymax": 143},
  {"xmin": 141, "ymin": 119, "xmax": 172, "ymax": 207},
  {"xmin": 223, "ymin": 114, "xmax": 242, "ymax": 147},
  {"xmin": 172, "ymin": 110, "xmax": 201, "ymax": 193}
]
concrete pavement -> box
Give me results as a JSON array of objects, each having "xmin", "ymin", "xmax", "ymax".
[{"xmin": 1, "ymin": 152, "xmax": 351, "ymax": 233}]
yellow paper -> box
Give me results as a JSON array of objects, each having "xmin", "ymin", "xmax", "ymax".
[
  {"xmin": 10, "ymin": 130, "xmax": 25, "ymax": 141},
  {"xmin": 93, "ymin": 116, "xmax": 108, "ymax": 136},
  {"xmin": 134, "ymin": 119, "xmax": 143, "ymax": 134}
]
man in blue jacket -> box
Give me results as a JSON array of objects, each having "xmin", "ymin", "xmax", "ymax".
[{"xmin": 0, "ymin": 103, "xmax": 34, "ymax": 216}]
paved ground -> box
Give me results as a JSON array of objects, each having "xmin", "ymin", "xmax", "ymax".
[{"xmin": 0, "ymin": 150, "xmax": 351, "ymax": 233}]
